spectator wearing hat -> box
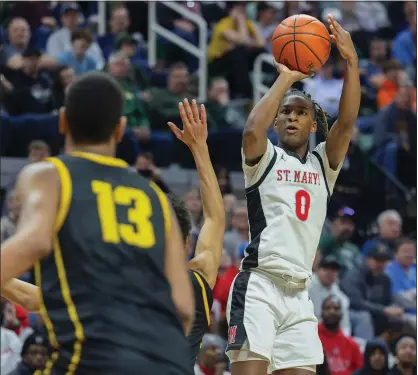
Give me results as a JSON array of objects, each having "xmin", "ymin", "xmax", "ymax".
[
  {"xmin": 46, "ymin": 2, "xmax": 104, "ymax": 69},
  {"xmin": 318, "ymin": 207, "xmax": 362, "ymax": 278},
  {"xmin": 341, "ymin": 245, "xmax": 404, "ymax": 338},
  {"xmin": 385, "ymin": 238, "xmax": 417, "ymax": 317},
  {"xmin": 390, "ymin": 336, "xmax": 416, "ymax": 375},
  {"xmin": 194, "ymin": 334, "xmax": 230, "ymax": 375},
  {"xmin": 308, "ymin": 256, "xmax": 351, "ymax": 336},
  {"xmin": 3, "ymin": 47, "xmax": 52, "ymax": 115},
  {"xmin": 318, "ymin": 295, "xmax": 363, "ymax": 375},
  {"xmin": 9, "ymin": 333, "xmax": 50, "ymax": 375}
]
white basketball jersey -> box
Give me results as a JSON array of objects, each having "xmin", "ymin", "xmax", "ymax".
[{"xmin": 241, "ymin": 140, "xmax": 343, "ymax": 281}]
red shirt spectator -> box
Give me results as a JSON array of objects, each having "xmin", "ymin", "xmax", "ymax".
[{"xmin": 213, "ymin": 264, "xmax": 239, "ymax": 316}]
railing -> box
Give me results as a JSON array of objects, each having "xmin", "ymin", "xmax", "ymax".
[
  {"xmin": 148, "ymin": 2, "xmax": 208, "ymax": 101},
  {"xmin": 97, "ymin": 1, "xmax": 107, "ymax": 36},
  {"xmin": 253, "ymin": 53, "xmax": 317, "ymax": 150}
]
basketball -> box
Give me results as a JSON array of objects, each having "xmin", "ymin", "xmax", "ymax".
[{"xmin": 272, "ymin": 14, "xmax": 331, "ymax": 74}]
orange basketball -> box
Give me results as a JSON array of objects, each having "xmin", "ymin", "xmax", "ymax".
[{"xmin": 272, "ymin": 14, "xmax": 331, "ymax": 74}]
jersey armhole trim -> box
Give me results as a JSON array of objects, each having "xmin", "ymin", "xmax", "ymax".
[
  {"xmin": 45, "ymin": 157, "xmax": 73, "ymax": 233},
  {"xmin": 245, "ymin": 149, "xmax": 278, "ymax": 194},
  {"xmin": 149, "ymin": 182, "xmax": 171, "ymax": 240},
  {"xmin": 312, "ymin": 151, "xmax": 331, "ymax": 201},
  {"xmin": 193, "ymin": 271, "xmax": 211, "ymax": 326}
]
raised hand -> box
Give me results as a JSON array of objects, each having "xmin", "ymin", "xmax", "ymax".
[
  {"xmin": 168, "ymin": 98, "xmax": 208, "ymax": 149},
  {"xmin": 273, "ymin": 59, "xmax": 312, "ymax": 82},
  {"xmin": 328, "ymin": 14, "xmax": 357, "ymax": 63}
]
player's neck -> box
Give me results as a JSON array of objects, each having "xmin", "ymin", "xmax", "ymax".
[
  {"xmin": 66, "ymin": 143, "xmax": 116, "ymax": 158},
  {"xmin": 280, "ymin": 142, "xmax": 309, "ymax": 161}
]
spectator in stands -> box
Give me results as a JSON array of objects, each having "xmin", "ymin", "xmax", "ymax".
[
  {"xmin": 3, "ymin": 47, "xmax": 52, "ymax": 116},
  {"xmin": 308, "ymin": 256, "xmax": 351, "ymax": 336},
  {"xmin": 0, "ymin": 189, "xmax": 20, "ymax": 242},
  {"xmin": 51, "ymin": 65, "xmax": 75, "ymax": 110},
  {"xmin": 0, "ymin": 300, "xmax": 21, "ymax": 375},
  {"xmin": 385, "ymin": 238, "xmax": 417, "ymax": 316},
  {"xmin": 354, "ymin": 2, "xmax": 391, "ymax": 34},
  {"xmin": 27, "ymin": 139, "xmax": 50, "ymax": 163},
  {"xmin": 341, "ymin": 246, "xmax": 403, "ymax": 338},
  {"xmin": 2, "ymin": 301, "xmax": 31, "ymax": 339},
  {"xmin": 352, "ymin": 340, "xmax": 391, "ymax": 375},
  {"xmin": 362, "ymin": 210, "xmax": 402, "ymax": 256},
  {"xmin": 107, "ymin": 52, "xmax": 150, "ymax": 139},
  {"xmin": 215, "ymin": 166, "xmax": 234, "ymax": 195},
  {"xmin": 390, "ymin": 336, "xmax": 416, "ymax": 375},
  {"xmin": 145, "ymin": 62, "xmax": 192, "ymax": 129},
  {"xmin": 378, "ymin": 320, "xmax": 404, "ymax": 368},
  {"xmin": 254, "ymin": 2, "xmax": 277, "ymax": 53},
  {"xmin": 9, "ymin": 2, "xmax": 56, "ymax": 31},
  {"xmin": 303, "ymin": 58, "xmax": 343, "ymax": 119},
  {"xmin": 135, "ymin": 152, "xmax": 170, "ymax": 193},
  {"xmin": 98, "ymin": 6, "xmax": 130, "ymax": 60},
  {"xmin": 207, "ymin": 2, "xmax": 265, "ymax": 99},
  {"xmin": 392, "ymin": 2, "xmax": 417, "ymax": 78},
  {"xmin": 223, "ymin": 200, "xmax": 249, "ymax": 260},
  {"xmin": 46, "ymin": 2, "xmax": 104, "ymax": 69},
  {"xmin": 318, "ymin": 207, "xmax": 362, "ymax": 278},
  {"xmin": 9, "ymin": 332, "xmax": 50, "ymax": 375},
  {"xmin": 184, "ymin": 189, "xmax": 202, "ymax": 231},
  {"xmin": 3, "ymin": 18, "xmax": 30, "ymax": 65},
  {"xmin": 318, "ymin": 295, "xmax": 363, "ymax": 375},
  {"xmin": 194, "ymin": 334, "xmax": 229, "ymax": 375}
]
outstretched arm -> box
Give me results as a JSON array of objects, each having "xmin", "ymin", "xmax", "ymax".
[
  {"xmin": 242, "ymin": 63, "xmax": 309, "ymax": 164},
  {"xmin": 2, "ymin": 279, "xmax": 40, "ymax": 312},
  {"xmin": 169, "ymin": 99, "xmax": 225, "ymax": 288},
  {"xmin": 325, "ymin": 14, "xmax": 360, "ymax": 170},
  {"xmin": 1, "ymin": 162, "xmax": 60, "ymax": 286}
]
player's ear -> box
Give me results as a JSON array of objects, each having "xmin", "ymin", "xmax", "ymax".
[
  {"xmin": 311, "ymin": 121, "xmax": 317, "ymax": 133},
  {"xmin": 59, "ymin": 107, "xmax": 69, "ymax": 135},
  {"xmin": 115, "ymin": 116, "xmax": 127, "ymax": 143},
  {"xmin": 273, "ymin": 117, "xmax": 278, "ymax": 129}
]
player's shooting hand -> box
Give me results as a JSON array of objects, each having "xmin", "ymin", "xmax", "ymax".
[
  {"xmin": 328, "ymin": 14, "xmax": 357, "ymax": 64},
  {"xmin": 273, "ymin": 59, "xmax": 312, "ymax": 82},
  {"xmin": 168, "ymin": 98, "xmax": 208, "ymax": 149}
]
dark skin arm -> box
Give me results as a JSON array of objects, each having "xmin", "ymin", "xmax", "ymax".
[
  {"xmin": 1, "ymin": 162, "xmax": 60, "ymax": 287},
  {"xmin": 325, "ymin": 15, "xmax": 360, "ymax": 170},
  {"xmin": 169, "ymin": 99, "xmax": 225, "ymax": 289}
]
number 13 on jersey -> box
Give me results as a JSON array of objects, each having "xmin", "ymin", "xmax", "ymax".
[{"xmin": 92, "ymin": 180, "xmax": 156, "ymax": 248}]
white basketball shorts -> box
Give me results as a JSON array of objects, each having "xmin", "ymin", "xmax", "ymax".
[{"xmin": 226, "ymin": 271, "xmax": 324, "ymax": 372}]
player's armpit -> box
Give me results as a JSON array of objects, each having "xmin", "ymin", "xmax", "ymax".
[
  {"xmin": 1, "ymin": 162, "xmax": 60, "ymax": 286},
  {"xmin": 164, "ymin": 205, "xmax": 195, "ymax": 335},
  {"xmin": 2, "ymin": 279, "xmax": 40, "ymax": 312}
]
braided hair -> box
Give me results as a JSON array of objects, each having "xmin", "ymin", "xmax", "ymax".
[{"xmin": 282, "ymin": 89, "xmax": 330, "ymax": 138}]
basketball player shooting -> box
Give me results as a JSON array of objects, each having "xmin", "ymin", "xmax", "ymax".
[{"xmin": 226, "ymin": 15, "xmax": 360, "ymax": 375}]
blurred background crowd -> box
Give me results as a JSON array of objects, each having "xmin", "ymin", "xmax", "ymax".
[{"xmin": 0, "ymin": 1, "xmax": 416, "ymax": 375}]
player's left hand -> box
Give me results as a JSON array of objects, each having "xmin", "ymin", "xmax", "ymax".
[
  {"xmin": 328, "ymin": 14, "xmax": 357, "ymax": 63},
  {"xmin": 168, "ymin": 98, "xmax": 208, "ymax": 148}
]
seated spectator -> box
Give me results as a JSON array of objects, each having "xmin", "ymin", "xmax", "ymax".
[
  {"xmin": 318, "ymin": 295, "xmax": 363, "ymax": 375},
  {"xmin": 341, "ymin": 246, "xmax": 403, "ymax": 338},
  {"xmin": 362, "ymin": 210, "xmax": 402, "ymax": 256},
  {"xmin": 254, "ymin": 2, "xmax": 277, "ymax": 52},
  {"xmin": 207, "ymin": 2, "xmax": 265, "ymax": 99},
  {"xmin": 134, "ymin": 152, "xmax": 170, "ymax": 193},
  {"xmin": 9, "ymin": 1, "xmax": 56, "ymax": 31},
  {"xmin": 3, "ymin": 18, "xmax": 30, "ymax": 67},
  {"xmin": 107, "ymin": 52, "xmax": 150, "ymax": 139},
  {"xmin": 390, "ymin": 336, "xmax": 416, "ymax": 375},
  {"xmin": 223, "ymin": 201, "xmax": 249, "ymax": 260},
  {"xmin": 0, "ymin": 300, "xmax": 22, "ymax": 375},
  {"xmin": 352, "ymin": 340, "xmax": 390, "ymax": 375},
  {"xmin": 2, "ymin": 301, "xmax": 31, "ymax": 339},
  {"xmin": 308, "ymin": 256, "xmax": 351, "ymax": 336},
  {"xmin": 98, "ymin": 6, "xmax": 131, "ymax": 60},
  {"xmin": 378, "ymin": 320, "xmax": 404, "ymax": 368},
  {"xmin": 0, "ymin": 189, "xmax": 20, "ymax": 242},
  {"xmin": 46, "ymin": 2, "xmax": 104, "ymax": 69},
  {"xmin": 3, "ymin": 47, "xmax": 52, "ymax": 116},
  {"xmin": 51, "ymin": 65, "xmax": 76, "ymax": 110},
  {"xmin": 303, "ymin": 58, "xmax": 343, "ymax": 119},
  {"xmin": 385, "ymin": 238, "xmax": 417, "ymax": 316},
  {"xmin": 194, "ymin": 334, "xmax": 230, "ymax": 375},
  {"xmin": 318, "ymin": 207, "xmax": 362, "ymax": 278},
  {"xmin": 184, "ymin": 188, "xmax": 202, "ymax": 232},
  {"xmin": 145, "ymin": 62, "xmax": 192, "ymax": 129},
  {"xmin": 216, "ymin": 166, "xmax": 234, "ymax": 196},
  {"xmin": 9, "ymin": 332, "xmax": 50, "ymax": 375}
]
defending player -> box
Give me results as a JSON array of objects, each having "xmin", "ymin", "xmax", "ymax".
[
  {"xmin": 226, "ymin": 15, "xmax": 360, "ymax": 375},
  {"xmin": 168, "ymin": 99, "xmax": 225, "ymax": 365},
  {"xmin": 1, "ymin": 72, "xmax": 194, "ymax": 375}
]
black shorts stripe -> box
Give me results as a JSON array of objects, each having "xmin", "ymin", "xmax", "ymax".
[
  {"xmin": 226, "ymin": 271, "xmax": 251, "ymax": 352},
  {"xmin": 312, "ymin": 151, "xmax": 331, "ymax": 202},
  {"xmin": 245, "ymin": 149, "xmax": 278, "ymax": 194}
]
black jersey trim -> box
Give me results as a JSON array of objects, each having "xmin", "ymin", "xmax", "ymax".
[
  {"xmin": 193, "ymin": 271, "xmax": 211, "ymax": 326},
  {"xmin": 245, "ymin": 149, "xmax": 278, "ymax": 194},
  {"xmin": 226, "ymin": 271, "xmax": 251, "ymax": 352},
  {"xmin": 312, "ymin": 151, "xmax": 331, "ymax": 202}
]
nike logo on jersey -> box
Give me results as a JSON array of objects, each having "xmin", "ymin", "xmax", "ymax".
[{"xmin": 277, "ymin": 169, "xmax": 321, "ymax": 185}]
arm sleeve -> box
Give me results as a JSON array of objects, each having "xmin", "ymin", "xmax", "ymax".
[{"xmin": 313, "ymin": 142, "xmax": 343, "ymax": 193}]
